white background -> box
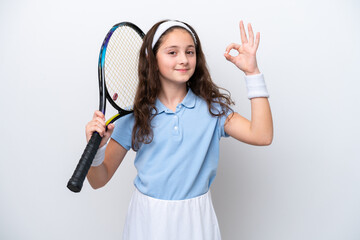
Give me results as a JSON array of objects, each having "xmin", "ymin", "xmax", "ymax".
[{"xmin": 0, "ymin": 0, "xmax": 359, "ymax": 239}]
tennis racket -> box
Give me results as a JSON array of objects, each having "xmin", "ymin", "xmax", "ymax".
[{"xmin": 67, "ymin": 22, "xmax": 144, "ymax": 193}]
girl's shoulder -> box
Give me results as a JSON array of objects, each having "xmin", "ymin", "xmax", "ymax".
[{"xmin": 114, "ymin": 112, "xmax": 135, "ymax": 128}]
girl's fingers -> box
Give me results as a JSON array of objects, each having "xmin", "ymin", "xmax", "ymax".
[
  {"xmin": 105, "ymin": 123, "xmax": 115, "ymax": 136},
  {"xmin": 254, "ymin": 32, "xmax": 260, "ymax": 51},
  {"xmin": 239, "ymin": 20, "xmax": 248, "ymax": 44},
  {"xmin": 93, "ymin": 110, "xmax": 105, "ymax": 120},
  {"xmin": 94, "ymin": 126, "xmax": 105, "ymax": 136},
  {"xmin": 239, "ymin": 21, "xmax": 260, "ymax": 51},
  {"xmin": 225, "ymin": 43, "xmax": 241, "ymax": 54},
  {"xmin": 86, "ymin": 117, "xmax": 107, "ymax": 138},
  {"xmin": 107, "ymin": 123, "xmax": 115, "ymax": 130},
  {"xmin": 224, "ymin": 43, "xmax": 242, "ymax": 64},
  {"xmin": 86, "ymin": 110, "xmax": 109, "ymax": 142},
  {"xmin": 224, "ymin": 52, "xmax": 235, "ymax": 63},
  {"xmin": 99, "ymin": 123, "xmax": 115, "ymax": 147},
  {"xmin": 248, "ymin": 23, "xmax": 254, "ymax": 46},
  {"xmin": 88, "ymin": 122, "xmax": 105, "ymax": 135},
  {"xmin": 94, "ymin": 116, "xmax": 106, "ymax": 126},
  {"xmin": 86, "ymin": 125, "xmax": 104, "ymax": 142}
]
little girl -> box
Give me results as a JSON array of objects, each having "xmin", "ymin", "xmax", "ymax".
[{"xmin": 85, "ymin": 19, "xmax": 273, "ymax": 240}]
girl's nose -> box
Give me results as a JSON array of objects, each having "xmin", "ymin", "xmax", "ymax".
[{"xmin": 178, "ymin": 52, "xmax": 189, "ymax": 64}]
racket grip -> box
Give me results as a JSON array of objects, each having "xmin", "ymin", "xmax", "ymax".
[{"xmin": 67, "ymin": 132, "xmax": 103, "ymax": 193}]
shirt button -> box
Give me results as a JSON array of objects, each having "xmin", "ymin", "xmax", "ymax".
[{"xmin": 174, "ymin": 126, "xmax": 178, "ymax": 130}]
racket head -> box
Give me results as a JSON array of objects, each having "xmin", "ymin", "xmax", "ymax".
[{"xmin": 98, "ymin": 22, "xmax": 145, "ymax": 116}]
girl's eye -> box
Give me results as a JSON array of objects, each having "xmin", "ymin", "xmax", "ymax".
[
  {"xmin": 187, "ymin": 51, "xmax": 195, "ymax": 55},
  {"xmin": 168, "ymin": 51, "xmax": 176, "ymax": 55}
]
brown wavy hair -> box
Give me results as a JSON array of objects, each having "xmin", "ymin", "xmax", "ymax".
[{"xmin": 131, "ymin": 20, "xmax": 234, "ymax": 150}]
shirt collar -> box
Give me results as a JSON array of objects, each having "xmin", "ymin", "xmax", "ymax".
[
  {"xmin": 181, "ymin": 88, "xmax": 196, "ymax": 109},
  {"xmin": 153, "ymin": 89, "xmax": 196, "ymax": 115}
]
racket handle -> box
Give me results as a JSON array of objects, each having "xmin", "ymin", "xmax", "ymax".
[{"xmin": 67, "ymin": 132, "xmax": 102, "ymax": 193}]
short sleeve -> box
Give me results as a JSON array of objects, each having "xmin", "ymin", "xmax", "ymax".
[
  {"xmin": 219, "ymin": 108, "xmax": 233, "ymax": 138},
  {"xmin": 111, "ymin": 113, "xmax": 135, "ymax": 150},
  {"xmin": 212, "ymin": 102, "xmax": 233, "ymax": 138}
]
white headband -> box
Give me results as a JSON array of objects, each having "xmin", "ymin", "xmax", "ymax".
[{"xmin": 151, "ymin": 20, "xmax": 197, "ymax": 49}]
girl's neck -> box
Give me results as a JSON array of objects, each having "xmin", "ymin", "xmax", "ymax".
[{"xmin": 158, "ymin": 83, "xmax": 187, "ymax": 112}]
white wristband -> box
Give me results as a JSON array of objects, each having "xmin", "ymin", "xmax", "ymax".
[
  {"xmin": 244, "ymin": 73, "xmax": 269, "ymax": 99},
  {"xmin": 91, "ymin": 143, "xmax": 107, "ymax": 167}
]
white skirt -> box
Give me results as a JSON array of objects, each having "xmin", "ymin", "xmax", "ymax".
[{"xmin": 123, "ymin": 188, "xmax": 221, "ymax": 240}]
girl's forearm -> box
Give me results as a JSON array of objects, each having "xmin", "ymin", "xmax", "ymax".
[
  {"xmin": 87, "ymin": 164, "xmax": 110, "ymax": 189},
  {"xmin": 86, "ymin": 139, "xmax": 128, "ymax": 189},
  {"xmin": 249, "ymin": 97, "xmax": 273, "ymax": 145}
]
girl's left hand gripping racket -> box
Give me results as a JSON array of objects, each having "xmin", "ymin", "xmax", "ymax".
[{"xmin": 67, "ymin": 22, "xmax": 145, "ymax": 193}]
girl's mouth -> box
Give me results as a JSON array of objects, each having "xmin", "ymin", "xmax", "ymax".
[{"xmin": 176, "ymin": 69, "xmax": 189, "ymax": 72}]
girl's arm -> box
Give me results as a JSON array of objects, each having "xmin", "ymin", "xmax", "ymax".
[
  {"xmin": 225, "ymin": 99, "xmax": 273, "ymax": 146},
  {"xmin": 85, "ymin": 110, "xmax": 128, "ymax": 189},
  {"xmin": 87, "ymin": 139, "xmax": 127, "ymax": 189},
  {"xmin": 224, "ymin": 21, "xmax": 273, "ymax": 146}
]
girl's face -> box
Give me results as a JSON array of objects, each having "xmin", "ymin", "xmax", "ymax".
[{"xmin": 156, "ymin": 28, "xmax": 196, "ymax": 87}]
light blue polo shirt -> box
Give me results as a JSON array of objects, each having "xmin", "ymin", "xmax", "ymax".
[{"xmin": 111, "ymin": 89, "xmax": 231, "ymax": 200}]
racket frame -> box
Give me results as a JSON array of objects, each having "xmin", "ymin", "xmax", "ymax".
[{"xmin": 67, "ymin": 22, "xmax": 144, "ymax": 193}]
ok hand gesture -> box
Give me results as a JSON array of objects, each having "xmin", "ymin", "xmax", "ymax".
[{"xmin": 224, "ymin": 21, "xmax": 260, "ymax": 76}]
